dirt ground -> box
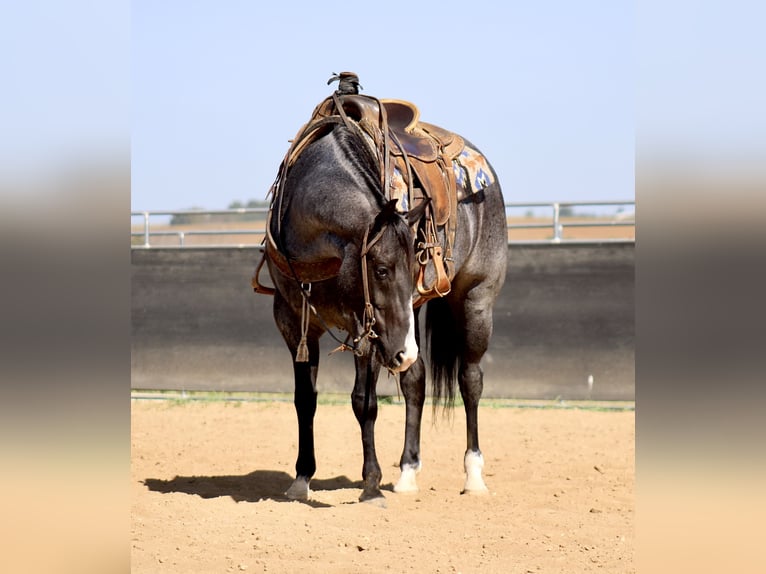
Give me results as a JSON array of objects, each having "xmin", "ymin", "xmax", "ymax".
[{"xmin": 131, "ymin": 398, "xmax": 634, "ymax": 573}]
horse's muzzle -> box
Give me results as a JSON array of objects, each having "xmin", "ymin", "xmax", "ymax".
[
  {"xmin": 388, "ymin": 305, "xmax": 419, "ymax": 372},
  {"xmin": 390, "ymin": 349, "xmax": 417, "ymax": 372}
]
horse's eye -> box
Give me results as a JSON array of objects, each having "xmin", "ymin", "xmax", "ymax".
[{"xmin": 375, "ymin": 266, "xmax": 389, "ymax": 279}]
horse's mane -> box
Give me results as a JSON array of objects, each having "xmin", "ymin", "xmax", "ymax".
[
  {"xmin": 369, "ymin": 199, "xmax": 415, "ymax": 267},
  {"xmin": 331, "ymin": 125, "xmax": 385, "ymax": 202},
  {"xmin": 274, "ymin": 122, "xmax": 411, "ymax": 265},
  {"xmin": 332, "ymin": 126, "xmax": 412, "ymax": 259},
  {"xmin": 327, "ymin": 127, "xmax": 415, "ymax": 272}
]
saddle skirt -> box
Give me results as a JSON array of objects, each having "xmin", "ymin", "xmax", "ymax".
[{"xmin": 392, "ymin": 143, "xmax": 495, "ymax": 216}]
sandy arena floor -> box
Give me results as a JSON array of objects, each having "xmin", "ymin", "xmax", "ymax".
[{"xmin": 131, "ymin": 398, "xmax": 634, "ymax": 573}]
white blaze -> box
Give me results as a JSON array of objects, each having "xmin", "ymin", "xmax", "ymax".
[{"xmin": 395, "ymin": 306, "xmax": 418, "ymax": 372}]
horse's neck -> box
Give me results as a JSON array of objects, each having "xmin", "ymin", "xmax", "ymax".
[
  {"xmin": 278, "ymin": 131, "xmax": 380, "ymax": 262},
  {"xmin": 281, "ymin": 185, "xmax": 375, "ymax": 264}
]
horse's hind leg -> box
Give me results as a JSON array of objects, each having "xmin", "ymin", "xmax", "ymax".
[
  {"xmin": 394, "ymin": 355, "xmax": 426, "ymax": 493},
  {"xmin": 458, "ymin": 297, "xmax": 495, "ymax": 494}
]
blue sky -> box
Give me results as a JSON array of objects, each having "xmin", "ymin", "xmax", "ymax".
[
  {"xmin": 3, "ymin": 2, "xmax": 763, "ymax": 214},
  {"xmin": 131, "ymin": 0, "xmax": 634, "ymax": 211},
  {"xmin": 0, "ymin": 1, "xmax": 129, "ymax": 181},
  {"xmin": 636, "ymin": 0, "xmax": 766, "ymax": 164}
]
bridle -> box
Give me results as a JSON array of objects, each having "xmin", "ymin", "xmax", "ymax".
[
  {"xmin": 356, "ymin": 222, "xmax": 389, "ymax": 344},
  {"xmin": 261, "ymin": 78, "xmax": 403, "ymax": 363},
  {"xmin": 291, "ymin": 216, "xmax": 392, "ymax": 362}
]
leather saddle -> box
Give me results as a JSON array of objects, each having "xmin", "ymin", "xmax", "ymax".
[
  {"xmin": 254, "ymin": 89, "xmax": 463, "ymax": 305},
  {"xmin": 315, "ymin": 95, "xmax": 463, "ymax": 228}
]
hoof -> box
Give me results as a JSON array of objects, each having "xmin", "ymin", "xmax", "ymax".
[
  {"xmin": 393, "ymin": 463, "xmax": 421, "ymax": 494},
  {"xmin": 359, "ymin": 492, "xmax": 387, "ymax": 508},
  {"xmin": 285, "ymin": 477, "xmax": 311, "ymax": 500},
  {"xmin": 461, "ymin": 482, "xmax": 489, "ymax": 495}
]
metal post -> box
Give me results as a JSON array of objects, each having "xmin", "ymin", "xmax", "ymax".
[
  {"xmin": 143, "ymin": 212, "xmax": 150, "ymax": 248},
  {"xmin": 552, "ymin": 203, "xmax": 562, "ymax": 243}
]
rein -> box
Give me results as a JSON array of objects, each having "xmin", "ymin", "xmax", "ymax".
[
  {"xmin": 293, "ymin": 218, "xmax": 389, "ymax": 362},
  {"xmin": 357, "ymin": 223, "xmax": 388, "ymax": 341}
]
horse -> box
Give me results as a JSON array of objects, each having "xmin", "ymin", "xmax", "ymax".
[{"xmin": 256, "ymin": 74, "xmax": 508, "ymax": 504}]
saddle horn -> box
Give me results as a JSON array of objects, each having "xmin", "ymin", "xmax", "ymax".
[{"xmin": 327, "ymin": 71, "xmax": 362, "ymax": 94}]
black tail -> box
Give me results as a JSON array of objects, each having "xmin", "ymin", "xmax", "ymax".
[{"xmin": 425, "ymin": 297, "xmax": 461, "ymax": 409}]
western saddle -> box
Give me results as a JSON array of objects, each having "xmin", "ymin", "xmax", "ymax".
[{"xmin": 254, "ymin": 72, "xmax": 466, "ymax": 307}]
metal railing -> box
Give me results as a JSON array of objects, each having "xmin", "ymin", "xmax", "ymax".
[
  {"xmin": 131, "ymin": 201, "xmax": 634, "ymax": 248},
  {"xmin": 131, "ymin": 208, "xmax": 269, "ymax": 248},
  {"xmin": 505, "ymin": 200, "xmax": 635, "ymax": 244}
]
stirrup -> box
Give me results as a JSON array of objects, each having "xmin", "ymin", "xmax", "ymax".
[
  {"xmin": 416, "ymin": 246, "xmax": 452, "ymax": 298},
  {"xmin": 251, "ymin": 250, "xmax": 275, "ymax": 295}
]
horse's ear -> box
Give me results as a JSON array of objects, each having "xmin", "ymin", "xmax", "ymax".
[
  {"xmin": 382, "ymin": 198, "xmax": 400, "ymax": 216},
  {"xmin": 406, "ymin": 198, "xmax": 430, "ymax": 226}
]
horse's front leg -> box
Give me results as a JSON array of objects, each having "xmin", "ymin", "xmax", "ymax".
[
  {"xmin": 285, "ymin": 339, "xmax": 320, "ymax": 500},
  {"xmin": 351, "ymin": 353, "xmax": 385, "ymax": 504},
  {"xmin": 274, "ymin": 293, "xmax": 320, "ymax": 501}
]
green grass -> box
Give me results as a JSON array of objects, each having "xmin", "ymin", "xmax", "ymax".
[{"xmin": 131, "ymin": 389, "xmax": 634, "ymax": 411}]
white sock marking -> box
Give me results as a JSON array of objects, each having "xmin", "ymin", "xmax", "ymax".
[
  {"xmin": 394, "ymin": 462, "xmax": 421, "ymax": 493},
  {"xmin": 463, "ymin": 451, "xmax": 489, "ymax": 494}
]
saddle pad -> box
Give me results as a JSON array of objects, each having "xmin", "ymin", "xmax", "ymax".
[
  {"xmin": 390, "ymin": 144, "xmax": 495, "ymax": 213},
  {"xmin": 453, "ymin": 146, "xmax": 495, "ymax": 198}
]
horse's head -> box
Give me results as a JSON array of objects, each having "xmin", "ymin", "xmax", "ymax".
[{"xmin": 359, "ymin": 199, "xmax": 428, "ymax": 372}]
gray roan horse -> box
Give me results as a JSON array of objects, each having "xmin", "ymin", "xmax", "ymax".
[{"xmin": 254, "ymin": 73, "xmax": 507, "ymax": 504}]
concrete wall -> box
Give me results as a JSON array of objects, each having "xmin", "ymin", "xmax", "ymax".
[{"xmin": 131, "ymin": 243, "xmax": 634, "ymax": 400}]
